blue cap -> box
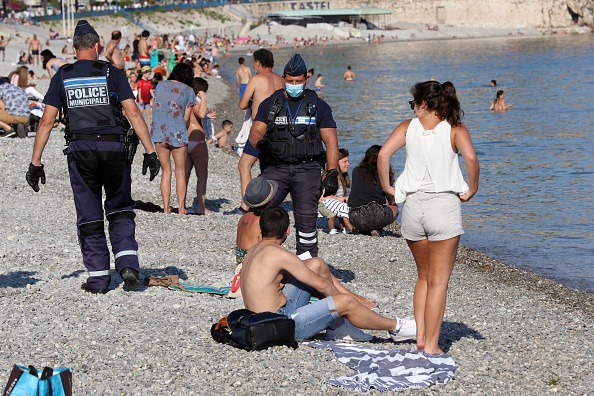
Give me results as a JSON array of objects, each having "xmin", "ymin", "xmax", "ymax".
[
  {"xmin": 74, "ymin": 20, "xmax": 98, "ymax": 36},
  {"xmin": 284, "ymin": 54, "xmax": 307, "ymax": 76}
]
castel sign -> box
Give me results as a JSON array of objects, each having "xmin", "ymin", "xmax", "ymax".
[{"xmin": 290, "ymin": 1, "xmax": 331, "ymax": 10}]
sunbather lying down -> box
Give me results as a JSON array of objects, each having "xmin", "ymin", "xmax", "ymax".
[{"xmin": 240, "ymin": 206, "xmax": 417, "ymax": 342}]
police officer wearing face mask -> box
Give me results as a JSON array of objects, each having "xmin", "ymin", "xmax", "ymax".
[
  {"xmin": 249, "ymin": 54, "xmax": 339, "ymax": 257},
  {"xmin": 26, "ymin": 20, "xmax": 161, "ymax": 294}
]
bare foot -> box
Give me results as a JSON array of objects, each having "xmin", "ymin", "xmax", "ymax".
[
  {"xmin": 164, "ymin": 207, "xmax": 172, "ymax": 214},
  {"xmin": 416, "ymin": 335, "xmax": 426, "ymax": 350},
  {"xmin": 178, "ymin": 208, "xmax": 186, "ymax": 215}
]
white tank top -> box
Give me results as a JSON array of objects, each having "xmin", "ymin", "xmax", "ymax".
[{"xmin": 393, "ymin": 118, "xmax": 468, "ymax": 203}]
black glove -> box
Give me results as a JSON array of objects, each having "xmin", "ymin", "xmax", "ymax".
[
  {"xmin": 142, "ymin": 152, "xmax": 160, "ymax": 182},
  {"xmin": 26, "ymin": 163, "xmax": 46, "ymax": 192},
  {"xmin": 256, "ymin": 139, "xmax": 271, "ymax": 153},
  {"xmin": 322, "ymin": 169, "xmax": 339, "ymax": 197}
]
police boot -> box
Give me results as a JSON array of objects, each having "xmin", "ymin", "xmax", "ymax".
[{"xmin": 120, "ymin": 268, "xmax": 142, "ymax": 290}]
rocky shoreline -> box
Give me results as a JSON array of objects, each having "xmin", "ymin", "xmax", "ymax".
[{"xmin": 0, "ymin": 74, "xmax": 592, "ymax": 394}]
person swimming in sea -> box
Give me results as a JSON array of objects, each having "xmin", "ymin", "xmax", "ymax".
[
  {"xmin": 490, "ymin": 90, "xmax": 512, "ymax": 112},
  {"xmin": 315, "ymin": 73, "xmax": 325, "ymax": 92},
  {"xmin": 343, "ymin": 65, "xmax": 356, "ymax": 81}
]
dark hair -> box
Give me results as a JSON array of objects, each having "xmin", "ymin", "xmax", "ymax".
[
  {"xmin": 238, "ymin": 57, "xmax": 245, "ymax": 64},
  {"xmin": 111, "ymin": 30, "xmax": 122, "ymax": 41},
  {"xmin": 358, "ymin": 145, "xmax": 393, "ymax": 185},
  {"xmin": 253, "ymin": 48, "xmax": 274, "ymax": 68},
  {"xmin": 152, "ymin": 72, "xmax": 163, "ymax": 82},
  {"xmin": 168, "ymin": 63, "xmax": 193, "ymax": 87},
  {"xmin": 338, "ymin": 148, "xmax": 350, "ymax": 190},
  {"xmin": 192, "ymin": 77, "xmax": 208, "ymax": 94},
  {"xmin": 142, "ymin": 30, "xmax": 150, "ymax": 38},
  {"xmin": 260, "ymin": 207, "xmax": 289, "ymax": 239},
  {"xmin": 496, "ymin": 90, "xmax": 504, "ymax": 99},
  {"xmin": 40, "ymin": 49, "xmax": 56, "ymax": 69},
  {"xmin": 222, "ymin": 119, "xmax": 233, "ymax": 128},
  {"xmin": 491, "ymin": 79, "xmax": 497, "ymax": 86},
  {"xmin": 73, "ymin": 33, "xmax": 100, "ymax": 51},
  {"xmin": 308, "ymin": 68, "xmax": 314, "ymax": 75},
  {"xmin": 410, "ymin": 80, "xmax": 463, "ymax": 127}
]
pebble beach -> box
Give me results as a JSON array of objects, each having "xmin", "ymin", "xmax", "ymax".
[{"xmin": 1, "ymin": 17, "xmax": 594, "ymax": 395}]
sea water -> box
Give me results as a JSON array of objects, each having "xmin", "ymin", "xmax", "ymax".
[{"xmin": 219, "ymin": 34, "xmax": 594, "ymax": 292}]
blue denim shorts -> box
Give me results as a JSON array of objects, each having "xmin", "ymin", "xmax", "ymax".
[{"xmin": 277, "ymin": 276, "xmax": 339, "ymax": 340}]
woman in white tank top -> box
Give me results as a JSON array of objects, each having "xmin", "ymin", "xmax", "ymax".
[{"xmin": 377, "ymin": 80, "xmax": 480, "ymax": 355}]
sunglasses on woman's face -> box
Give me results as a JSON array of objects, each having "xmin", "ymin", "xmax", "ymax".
[{"xmin": 409, "ymin": 100, "xmax": 415, "ymax": 111}]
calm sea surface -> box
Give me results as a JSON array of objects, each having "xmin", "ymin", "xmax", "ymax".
[{"xmin": 220, "ymin": 34, "xmax": 594, "ymax": 292}]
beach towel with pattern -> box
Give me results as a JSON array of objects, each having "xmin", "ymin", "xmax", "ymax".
[{"xmin": 302, "ymin": 341, "xmax": 456, "ymax": 392}]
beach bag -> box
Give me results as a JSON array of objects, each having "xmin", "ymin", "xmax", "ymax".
[
  {"xmin": 211, "ymin": 309, "xmax": 297, "ymax": 351},
  {"xmin": 349, "ymin": 201, "xmax": 394, "ymax": 232},
  {"xmin": 2, "ymin": 365, "xmax": 72, "ymax": 396}
]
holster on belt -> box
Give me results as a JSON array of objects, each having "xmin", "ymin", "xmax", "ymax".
[{"xmin": 124, "ymin": 128, "xmax": 140, "ymax": 165}]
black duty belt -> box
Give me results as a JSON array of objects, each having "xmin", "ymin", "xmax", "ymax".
[{"xmin": 70, "ymin": 134, "xmax": 125, "ymax": 142}]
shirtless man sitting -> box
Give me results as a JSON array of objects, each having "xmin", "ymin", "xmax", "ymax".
[{"xmin": 241, "ymin": 206, "xmax": 417, "ymax": 342}]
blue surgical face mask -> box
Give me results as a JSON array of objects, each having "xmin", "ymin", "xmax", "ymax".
[{"xmin": 285, "ymin": 83, "xmax": 304, "ymax": 98}]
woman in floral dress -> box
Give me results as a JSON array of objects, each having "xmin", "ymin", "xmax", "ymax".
[{"xmin": 150, "ymin": 63, "xmax": 195, "ymax": 214}]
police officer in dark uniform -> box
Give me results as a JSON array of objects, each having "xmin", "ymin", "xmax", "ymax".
[
  {"xmin": 26, "ymin": 20, "xmax": 161, "ymax": 294},
  {"xmin": 249, "ymin": 54, "xmax": 339, "ymax": 257}
]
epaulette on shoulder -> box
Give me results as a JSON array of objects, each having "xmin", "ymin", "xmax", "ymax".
[
  {"xmin": 90, "ymin": 60, "xmax": 110, "ymax": 76},
  {"xmin": 61, "ymin": 64, "xmax": 75, "ymax": 73}
]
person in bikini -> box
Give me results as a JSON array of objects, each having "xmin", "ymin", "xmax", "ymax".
[
  {"xmin": 343, "ymin": 65, "xmax": 357, "ymax": 81},
  {"xmin": 241, "ymin": 206, "xmax": 417, "ymax": 342},
  {"xmin": 185, "ymin": 77, "xmax": 213, "ymax": 215},
  {"xmin": 490, "ymin": 90, "xmax": 512, "ymax": 112},
  {"xmin": 41, "ymin": 49, "xmax": 69, "ymax": 78}
]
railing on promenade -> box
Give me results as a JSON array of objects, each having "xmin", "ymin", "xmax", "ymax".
[{"xmin": 30, "ymin": 0, "xmax": 227, "ymax": 23}]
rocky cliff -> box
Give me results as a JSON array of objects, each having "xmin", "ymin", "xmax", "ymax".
[{"xmin": 243, "ymin": 0, "xmax": 594, "ymax": 29}]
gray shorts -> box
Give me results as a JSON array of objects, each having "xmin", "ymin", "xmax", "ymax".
[{"xmin": 401, "ymin": 192, "xmax": 464, "ymax": 241}]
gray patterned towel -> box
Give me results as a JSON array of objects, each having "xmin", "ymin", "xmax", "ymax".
[{"xmin": 302, "ymin": 341, "xmax": 456, "ymax": 392}]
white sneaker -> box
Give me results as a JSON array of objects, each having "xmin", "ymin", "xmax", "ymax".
[
  {"xmin": 326, "ymin": 319, "xmax": 373, "ymax": 342},
  {"xmin": 389, "ymin": 317, "xmax": 417, "ymax": 341},
  {"xmin": 329, "ymin": 229, "xmax": 339, "ymax": 235}
]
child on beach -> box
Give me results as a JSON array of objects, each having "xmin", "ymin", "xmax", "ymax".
[
  {"xmin": 214, "ymin": 119, "xmax": 233, "ymax": 153},
  {"xmin": 136, "ymin": 65, "xmax": 154, "ymax": 125}
]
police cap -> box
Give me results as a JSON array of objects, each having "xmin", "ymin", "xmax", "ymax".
[
  {"xmin": 74, "ymin": 20, "xmax": 98, "ymax": 36},
  {"xmin": 284, "ymin": 54, "xmax": 307, "ymax": 77}
]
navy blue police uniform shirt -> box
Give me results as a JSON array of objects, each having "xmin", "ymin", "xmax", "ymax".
[
  {"xmin": 255, "ymin": 90, "xmax": 337, "ymax": 129},
  {"xmin": 44, "ymin": 60, "xmax": 134, "ymax": 135}
]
